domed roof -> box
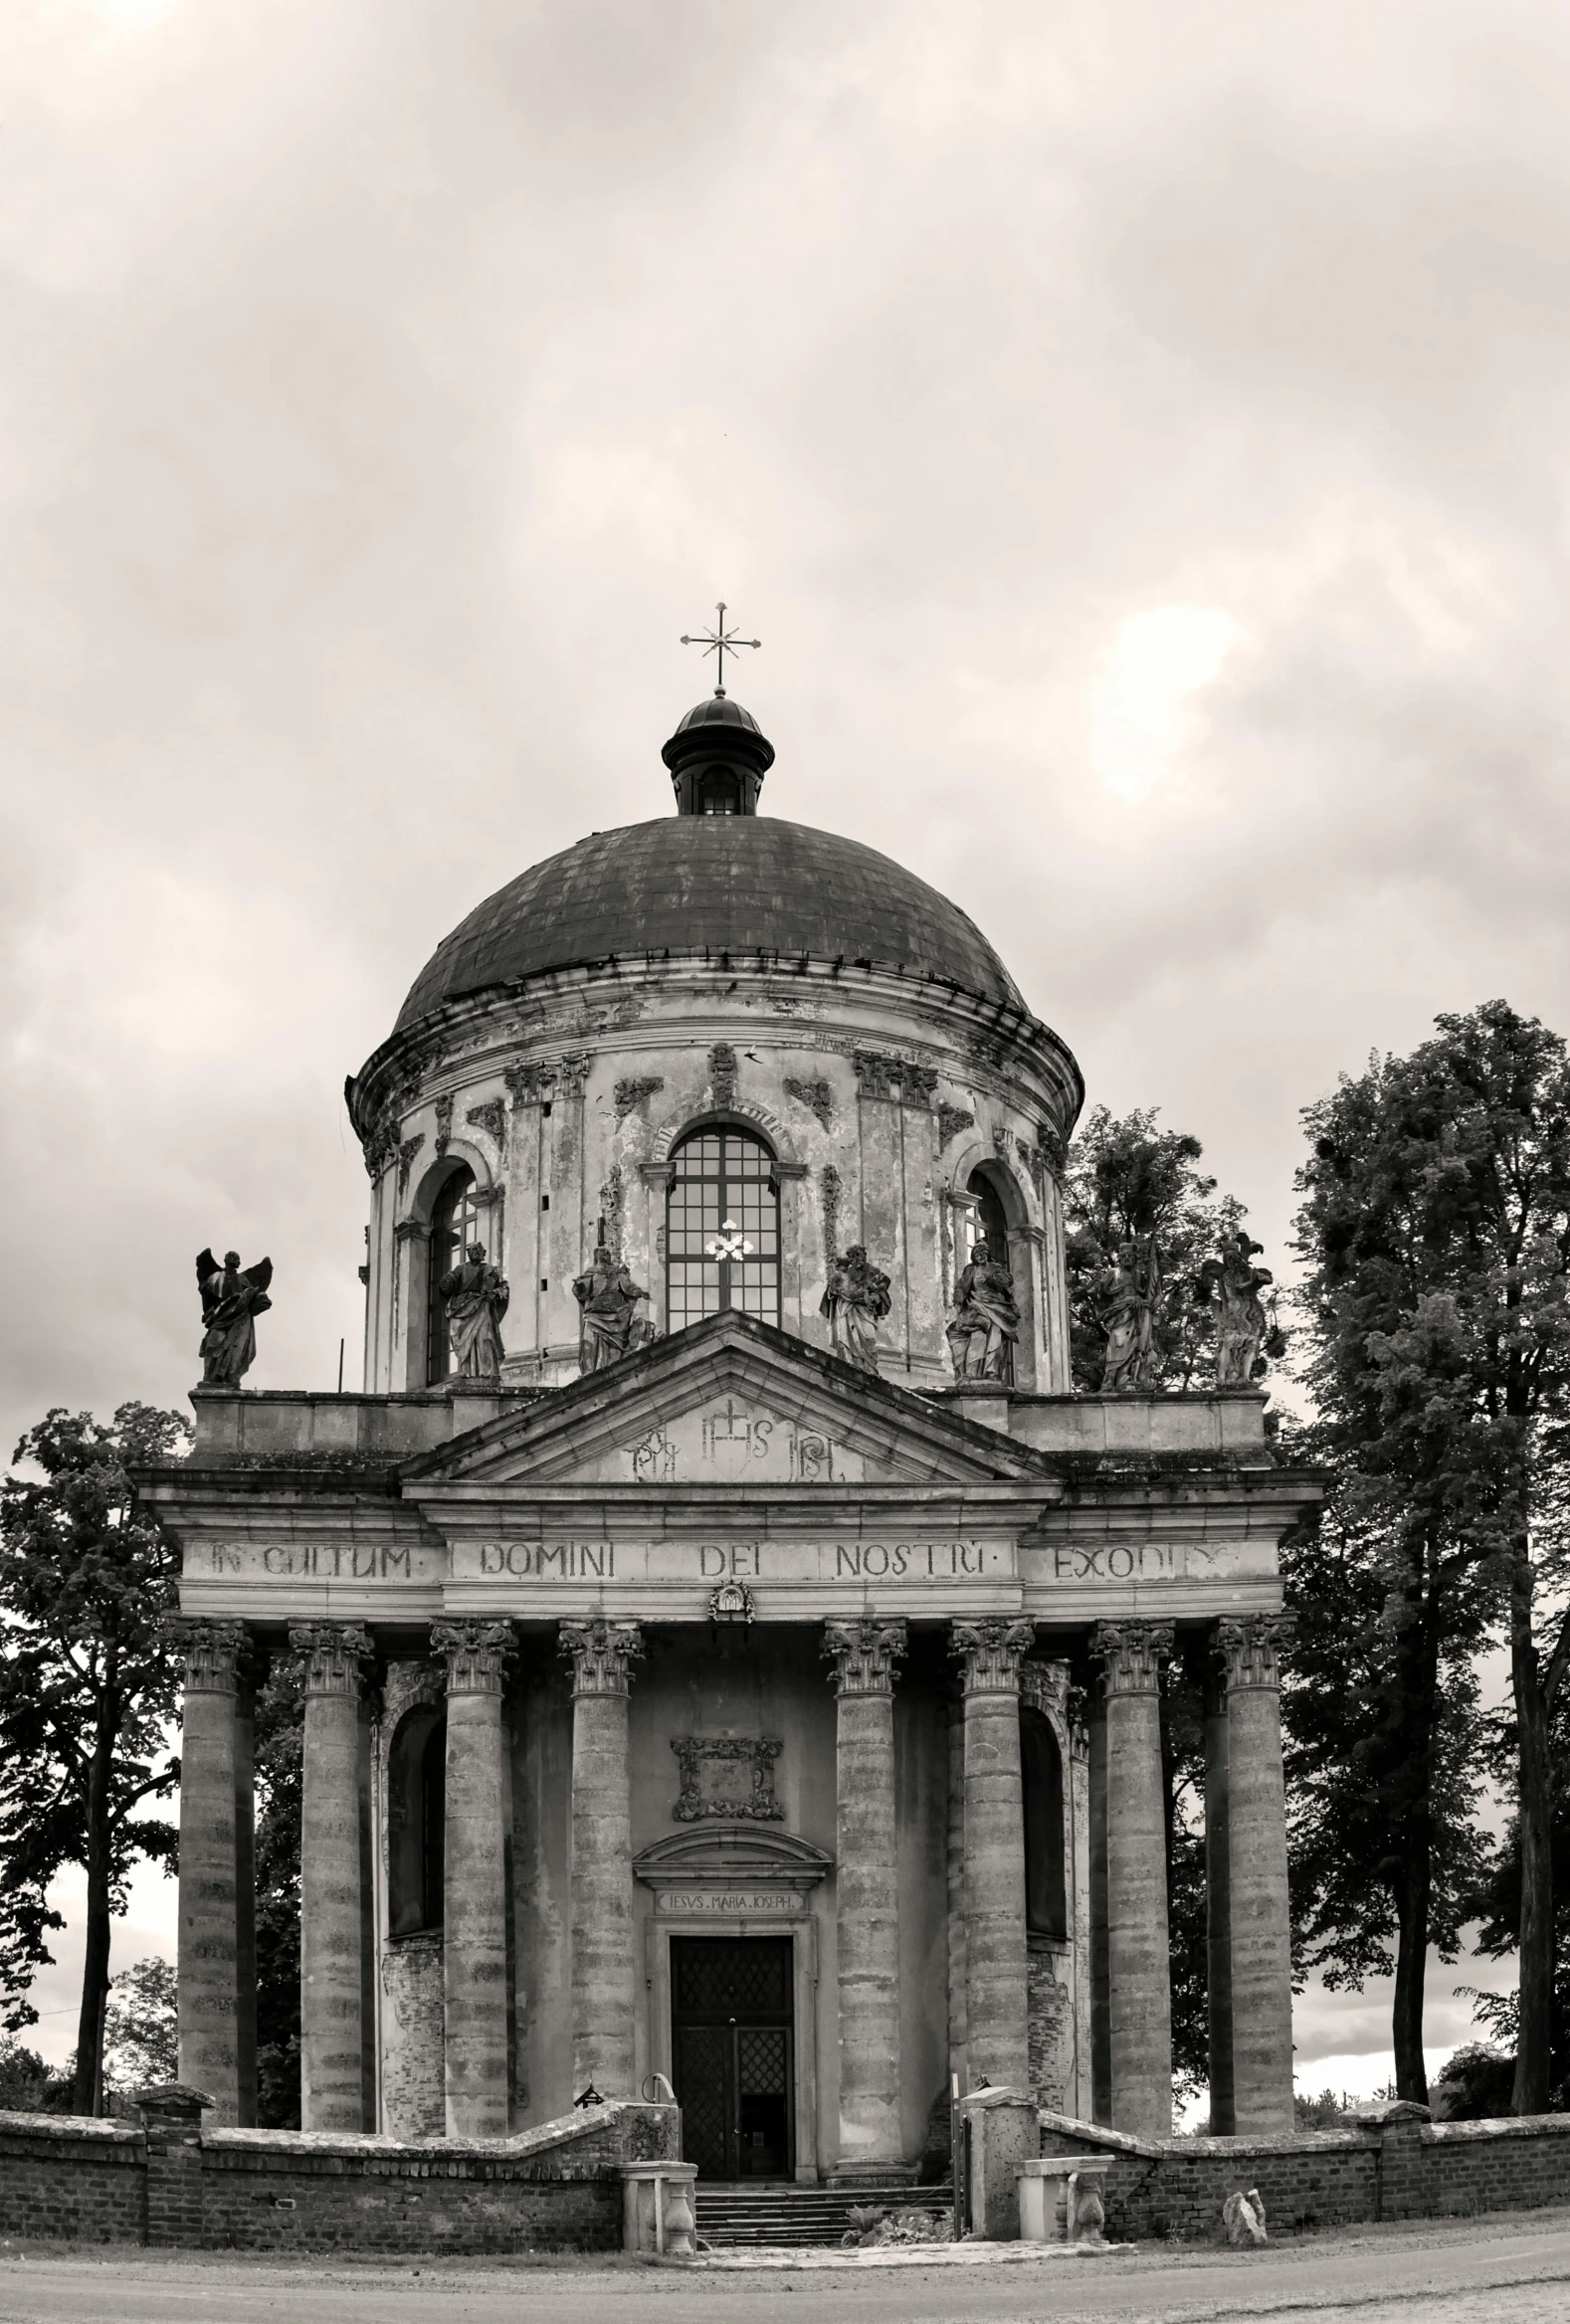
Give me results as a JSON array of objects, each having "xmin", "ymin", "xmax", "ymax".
[
  {"xmin": 671, "ymin": 692, "xmax": 764, "ymax": 737},
  {"xmin": 395, "ymin": 817, "xmax": 1026, "ymax": 1031}
]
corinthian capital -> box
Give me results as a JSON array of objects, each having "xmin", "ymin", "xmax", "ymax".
[
  {"xmin": 1090, "ymin": 1621, "xmax": 1173, "ymax": 1696},
  {"xmin": 1216, "ymin": 1615, "xmax": 1295, "ymax": 1693},
  {"xmin": 165, "ymin": 1618, "xmax": 248, "ymax": 1695},
  {"xmin": 289, "ymin": 1623, "xmax": 373, "ymax": 1698},
  {"xmin": 559, "ymin": 1618, "xmax": 644, "ymax": 1698},
  {"xmin": 823, "ymin": 1619, "xmax": 907, "ymax": 1697},
  {"xmin": 432, "ymin": 1620, "xmax": 515, "ymax": 1695},
  {"xmin": 951, "ymin": 1618, "xmax": 1036, "ymax": 1695}
]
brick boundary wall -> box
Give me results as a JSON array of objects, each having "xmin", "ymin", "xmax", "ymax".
[
  {"xmin": 0, "ymin": 2099, "xmax": 679, "ymax": 2253},
  {"xmin": 1035, "ymin": 2108, "xmax": 1570, "ymax": 2239}
]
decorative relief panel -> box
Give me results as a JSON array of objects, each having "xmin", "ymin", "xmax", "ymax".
[{"xmin": 673, "ymin": 1735, "xmax": 784, "ymax": 1823}]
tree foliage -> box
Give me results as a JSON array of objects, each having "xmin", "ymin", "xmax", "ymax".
[
  {"xmin": 253, "ymin": 1657, "xmax": 303, "ymax": 2129},
  {"xmin": 1290, "ymin": 1000, "xmax": 1570, "ymax": 2108},
  {"xmin": 0, "ymin": 1403, "xmax": 189, "ymax": 2112},
  {"xmin": 100, "ymin": 1955, "xmax": 179, "ymax": 2092},
  {"xmin": 1064, "ymin": 1105, "xmax": 1256, "ymax": 1391}
]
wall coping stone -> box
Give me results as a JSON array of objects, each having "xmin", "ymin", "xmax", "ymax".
[
  {"xmin": 202, "ymin": 2100, "xmax": 674, "ymax": 2166},
  {"xmin": 0, "ymin": 2110, "xmax": 142, "ymax": 2145}
]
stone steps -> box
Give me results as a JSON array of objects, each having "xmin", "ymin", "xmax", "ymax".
[{"xmin": 694, "ymin": 2181, "xmax": 955, "ymax": 2247}]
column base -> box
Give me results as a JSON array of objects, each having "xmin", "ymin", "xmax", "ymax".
[{"xmin": 826, "ymin": 2160, "xmax": 919, "ymax": 2187}]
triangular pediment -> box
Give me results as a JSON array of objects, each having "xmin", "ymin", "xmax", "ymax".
[{"xmin": 403, "ymin": 1311, "xmax": 1045, "ymax": 1489}]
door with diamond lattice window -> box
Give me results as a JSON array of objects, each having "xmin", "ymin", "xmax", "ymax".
[{"xmin": 670, "ymin": 1937, "xmax": 793, "ymax": 2181}]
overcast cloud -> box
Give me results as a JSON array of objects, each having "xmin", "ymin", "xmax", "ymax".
[{"xmin": 4, "ymin": 0, "xmax": 1565, "ymax": 2082}]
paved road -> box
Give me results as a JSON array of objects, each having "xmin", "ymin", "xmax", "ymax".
[{"xmin": 0, "ymin": 2213, "xmax": 1568, "ymax": 2324}]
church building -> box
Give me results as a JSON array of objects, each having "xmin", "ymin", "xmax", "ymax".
[{"xmin": 143, "ymin": 673, "xmax": 1317, "ymax": 2182}]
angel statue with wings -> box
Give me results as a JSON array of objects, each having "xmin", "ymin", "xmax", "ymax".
[{"xmin": 196, "ymin": 1249, "xmax": 274, "ymax": 1387}]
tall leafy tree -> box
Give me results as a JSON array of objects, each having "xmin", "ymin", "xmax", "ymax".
[
  {"xmin": 253, "ymin": 1657, "xmax": 303, "ymax": 2128},
  {"xmin": 0, "ymin": 1404, "xmax": 189, "ymax": 2113},
  {"xmin": 1064, "ymin": 1104, "xmax": 1258, "ymax": 1391},
  {"xmin": 1293, "ymin": 1001, "xmax": 1570, "ymax": 2110}
]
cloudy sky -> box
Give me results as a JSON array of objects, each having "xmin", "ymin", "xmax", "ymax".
[{"xmin": 5, "ymin": 0, "xmax": 1563, "ymax": 2088}]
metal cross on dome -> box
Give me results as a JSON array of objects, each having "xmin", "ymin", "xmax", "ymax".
[
  {"xmin": 705, "ymin": 1218, "xmax": 754, "ymax": 1263},
  {"xmin": 680, "ymin": 601, "xmax": 761, "ymax": 694}
]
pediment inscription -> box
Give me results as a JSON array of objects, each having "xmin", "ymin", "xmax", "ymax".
[{"xmin": 622, "ymin": 1399, "xmax": 861, "ymax": 1484}]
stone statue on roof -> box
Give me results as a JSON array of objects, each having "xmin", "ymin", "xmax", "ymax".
[
  {"xmin": 573, "ymin": 1238, "xmax": 652, "ymax": 1372},
  {"xmin": 946, "ymin": 1234, "xmax": 1020, "ymax": 1382},
  {"xmin": 820, "ymin": 1245, "xmax": 891, "ymax": 1375},
  {"xmin": 196, "ymin": 1249, "xmax": 273, "ymax": 1387},
  {"xmin": 440, "ymin": 1241, "xmax": 509, "ymax": 1381}
]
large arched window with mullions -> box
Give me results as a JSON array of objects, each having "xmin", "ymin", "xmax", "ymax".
[{"xmin": 666, "ymin": 1127, "xmax": 780, "ymax": 1331}]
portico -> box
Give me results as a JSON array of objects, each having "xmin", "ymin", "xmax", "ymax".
[{"xmin": 151, "ymin": 1312, "xmax": 1310, "ymax": 2160}]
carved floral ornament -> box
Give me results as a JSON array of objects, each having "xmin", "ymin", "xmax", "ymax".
[
  {"xmin": 559, "ymin": 1617, "xmax": 644, "ymax": 1698},
  {"xmin": 1090, "ymin": 1620, "xmax": 1174, "ymax": 1696},
  {"xmin": 164, "ymin": 1617, "xmax": 248, "ymax": 1695},
  {"xmin": 822, "ymin": 1618, "xmax": 907, "ymax": 1697},
  {"xmin": 289, "ymin": 1622, "xmax": 374, "ymax": 1698},
  {"xmin": 1217, "ymin": 1614, "xmax": 1295, "ymax": 1692},
  {"xmin": 1019, "ymin": 1657, "xmax": 1072, "ymax": 1723},
  {"xmin": 951, "ymin": 1617, "xmax": 1037, "ymax": 1694},
  {"xmin": 432, "ymin": 1619, "xmax": 515, "ymax": 1696}
]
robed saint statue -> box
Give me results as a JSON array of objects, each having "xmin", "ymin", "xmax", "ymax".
[{"xmin": 196, "ymin": 1249, "xmax": 274, "ymax": 1387}]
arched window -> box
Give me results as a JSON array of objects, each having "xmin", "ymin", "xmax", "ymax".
[
  {"xmin": 427, "ymin": 1164, "xmax": 481, "ymax": 1384},
  {"xmin": 666, "ymin": 1127, "xmax": 780, "ymax": 1331},
  {"xmin": 387, "ymin": 1704, "xmax": 446, "ymax": 1938},
  {"xmin": 698, "ymin": 765, "xmax": 741, "ymax": 815},
  {"xmin": 1021, "ymin": 1708, "xmax": 1067, "ymax": 1941}
]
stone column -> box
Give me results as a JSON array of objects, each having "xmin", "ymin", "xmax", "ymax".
[
  {"xmin": 951, "ymin": 1619, "xmax": 1035, "ymax": 2091},
  {"xmin": 172, "ymin": 1620, "xmax": 248, "ymax": 2124},
  {"xmin": 434, "ymin": 1620, "xmax": 515, "ymax": 2138},
  {"xmin": 824, "ymin": 1619, "xmax": 908, "ymax": 2180},
  {"xmin": 1217, "ymin": 1617, "xmax": 1296, "ymax": 2135},
  {"xmin": 560, "ymin": 1618, "xmax": 644, "ymax": 2099},
  {"xmin": 1087, "ymin": 1689, "xmax": 1110, "ymax": 2124},
  {"xmin": 1204, "ymin": 1671, "xmax": 1235, "ymax": 2133},
  {"xmin": 291, "ymin": 1622, "xmax": 373, "ymax": 2132},
  {"xmin": 1090, "ymin": 1621, "xmax": 1174, "ymax": 2139}
]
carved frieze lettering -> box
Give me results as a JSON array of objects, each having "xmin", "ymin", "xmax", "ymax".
[
  {"xmin": 951, "ymin": 1617, "xmax": 1036, "ymax": 1695},
  {"xmin": 823, "ymin": 1618, "xmax": 908, "ymax": 1697},
  {"xmin": 559, "ymin": 1617, "xmax": 644, "ymax": 1697},
  {"xmin": 1090, "ymin": 1621, "xmax": 1174, "ymax": 1695},
  {"xmin": 290, "ymin": 1621, "xmax": 373, "ymax": 1698},
  {"xmin": 1216, "ymin": 1615, "xmax": 1294, "ymax": 1692},
  {"xmin": 672, "ymin": 1735, "xmax": 784, "ymax": 1822},
  {"xmin": 432, "ymin": 1620, "xmax": 514, "ymax": 1695}
]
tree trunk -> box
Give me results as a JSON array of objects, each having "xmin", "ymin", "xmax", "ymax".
[
  {"xmin": 1389, "ymin": 1546, "xmax": 1439, "ymax": 2107},
  {"xmin": 1510, "ymin": 1532, "xmax": 1553, "ymax": 2117},
  {"xmin": 72, "ymin": 1718, "xmax": 114, "ymax": 2116}
]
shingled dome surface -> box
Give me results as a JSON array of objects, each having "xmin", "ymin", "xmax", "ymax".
[{"xmin": 396, "ymin": 817, "xmax": 1025, "ymax": 1031}]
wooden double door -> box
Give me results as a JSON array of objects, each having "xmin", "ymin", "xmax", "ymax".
[{"xmin": 670, "ymin": 1936, "xmax": 793, "ymax": 2181}]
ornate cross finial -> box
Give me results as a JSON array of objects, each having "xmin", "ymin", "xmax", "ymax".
[{"xmin": 680, "ymin": 600, "xmax": 761, "ymax": 695}]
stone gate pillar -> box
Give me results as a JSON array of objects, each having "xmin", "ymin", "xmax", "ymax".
[
  {"xmin": 1216, "ymin": 1616, "xmax": 1295, "ymax": 2135},
  {"xmin": 434, "ymin": 1620, "xmax": 515, "ymax": 2138},
  {"xmin": 1090, "ymin": 1621, "xmax": 1174, "ymax": 2139},
  {"xmin": 951, "ymin": 1618, "xmax": 1035, "ymax": 2092},
  {"xmin": 171, "ymin": 1619, "xmax": 250, "ymax": 2125},
  {"xmin": 291, "ymin": 1622, "xmax": 373, "ymax": 2132},
  {"xmin": 824, "ymin": 1618, "xmax": 908, "ymax": 2181},
  {"xmin": 561, "ymin": 1618, "xmax": 644, "ymax": 2099}
]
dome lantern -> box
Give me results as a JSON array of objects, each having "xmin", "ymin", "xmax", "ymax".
[{"xmin": 661, "ymin": 691, "xmax": 776, "ymax": 817}]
